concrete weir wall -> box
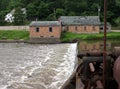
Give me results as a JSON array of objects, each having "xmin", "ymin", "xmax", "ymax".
[
  {"xmin": 0, "ymin": 26, "xmax": 29, "ymax": 31},
  {"xmin": 61, "ymin": 43, "xmax": 78, "ymax": 89},
  {"xmin": 30, "ymin": 38, "xmax": 61, "ymax": 44}
]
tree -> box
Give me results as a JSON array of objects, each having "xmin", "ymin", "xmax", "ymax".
[
  {"xmin": 0, "ymin": 11, "xmax": 8, "ymax": 26},
  {"xmin": 46, "ymin": 13, "xmax": 56, "ymax": 21},
  {"xmin": 26, "ymin": 3, "xmax": 38, "ymax": 20},
  {"xmin": 115, "ymin": 0, "xmax": 120, "ymax": 6},
  {"xmin": 0, "ymin": 0, "xmax": 9, "ymax": 11},
  {"xmin": 13, "ymin": 7, "xmax": 26, "ymax": 25},
  {"xmin": 56, "ymin": 8, "xmax": 65, "ymax": 18},
  {"xmin": 114, "ymin": 17, "xmax": 120, "ymax": 26},
  {"xmin": 37, "ymin": 1, "xmax": 50, "ymax": 20},
  {"xmin": 64, "ymin": 0, "xmax": 87, "ymax": 15}
]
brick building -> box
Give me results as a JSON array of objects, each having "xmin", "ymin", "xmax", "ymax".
[
  {"xmin": 29, "ymin": 21, "xmax": 61, "ymax": 43},
  {"xmin": 60, "ymin": 16, "xmax": 100, "ymax": 33}
]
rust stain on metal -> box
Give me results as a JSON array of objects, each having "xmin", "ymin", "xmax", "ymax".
[
  {"xmin": 113, "ymin": 47, "xmax": 120, "ymax": 58},
  {"xmin": 96, "ymin": 80, "xmax": 104, "ymax": 89},
  {"xmin": 89, "ymin": 63, "xmax": 95, "ymax": 72},
  {"xmin": 114, "ymin": 56, "xmax": 120, "ymax": 89}
]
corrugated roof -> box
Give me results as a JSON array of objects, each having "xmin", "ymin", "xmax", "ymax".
[
  {"xmin": 30, "ymin": 21, "xmax": 60, "ymax": 26},
  {"xmin": 60, "ymin": 16, "xmax": 100, "ymax": 25}
]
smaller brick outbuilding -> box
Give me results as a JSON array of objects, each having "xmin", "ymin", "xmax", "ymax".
[
  {"xmin": 29, "ymin": 21, "xmax": 61, "ymax": 43},
  {"xmin": 100, "ymin": 22, "xmax": 111, "ymax": 32}
]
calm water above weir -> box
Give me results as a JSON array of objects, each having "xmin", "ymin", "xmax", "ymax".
[
  {"xmin": 0, "ymin": 43, "xmax": 77, "ymax": 89},
  {"xmin": 78, "ymin": 40, "xmax": 120, "ymax": 53}
]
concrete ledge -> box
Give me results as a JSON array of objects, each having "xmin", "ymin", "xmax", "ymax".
[
  {"xmin": 111, "ymin": 30, "xmax": 120, "ymax": 32},
  {"xmin": 73, "ymin": 32, "xmax": 100, "ymax": 34},
  {"xmin": 0, "ymin": 26, "xmax": 29, "ymax": 31},
  {"xmin": 0, "ymin": 40, "xmax": 27, "ymax": 43},
  {"xmin": 29, "ymin": 37, "xmax": 61, "ymax": 44}
]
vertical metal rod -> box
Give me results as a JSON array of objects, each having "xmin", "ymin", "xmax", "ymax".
[{"xmin": 103, "ymin": 0, "xmax": 107, "ymax": 88}]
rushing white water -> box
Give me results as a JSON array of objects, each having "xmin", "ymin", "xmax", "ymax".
[{"xmin": 0, "ymin": 43, "xmax": 77, "ymax": 89}]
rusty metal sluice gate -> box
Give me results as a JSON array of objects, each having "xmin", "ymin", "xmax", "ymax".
[
  {"xmin": 61, "ymin": 47, "xmax": 120, "ymax": 89},
  {"xmin": 76, "ymin": 47, "xmax": 120, "ymax": 89}
]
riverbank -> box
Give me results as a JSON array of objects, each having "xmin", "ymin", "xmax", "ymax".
[
  {"xmin": 0, "ymin": 30, "xmax": 120, "ymax": 43},
  {"xmin": 61, "ymin": 32, "xmax": 120, "ymax": 42}
]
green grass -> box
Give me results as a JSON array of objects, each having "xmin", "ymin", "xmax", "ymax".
[
  {"xmin": 0, "ymin": 30, "xmax": 29, "ymax": 40},
  {"xmin": 112, "ymin": 26, "xmax": 120, "ymax": 30},
  {"xmin": 61, "ymin": 32, "xmax": 120, "ymax": 42}
]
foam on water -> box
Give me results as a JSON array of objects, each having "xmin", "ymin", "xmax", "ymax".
[
  {"xmin": 50, "ymin": 43, "xmax": 77, "ymax": 89},
  {"xmin": 18, "ymin": 49, "xmax": 53, "ymax": 84},
  {"xmin": 43, "ymin": 49, "xmax": 54, "ymax": 62},
  {"xmin": 0, "ymin": 86, "xmax": 7, "ymax": 89},
  {"xmin": 0, "ymin": 43, "xmax": 77, "ymax": 89}
]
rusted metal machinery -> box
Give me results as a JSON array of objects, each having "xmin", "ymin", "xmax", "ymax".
[
  {"xmin": 113, "ymin": 47, "xmax": 120, "ymax": 89},
  {"xmin": 114, "ymin": 56, "xmax": 120, "ymax": 89},
  {"xmin": 113, "ymin": 47, "xmax": 120, "ymax": 58},
  {"xmin": 61, "ymin": 47, "xmax": 120, "ymax": 89},
  {"xmin": 77, "ymin": 55, "xmax": 109, "ymax": 89},
  {"xmin": 76, "ymin": 47, "xmax": 120, "ymax": 89}
]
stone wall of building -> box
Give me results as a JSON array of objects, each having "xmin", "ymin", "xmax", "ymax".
[{"xmin": 29, "ymin": 37, "xmax": 61, "ymax": 44}]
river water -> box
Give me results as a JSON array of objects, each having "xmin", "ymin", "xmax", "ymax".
[{"xmin": 0, "ymin": 43, "xmax": 77, "ymax": 89}]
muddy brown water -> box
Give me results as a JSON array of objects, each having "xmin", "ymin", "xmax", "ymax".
[
  {"xmin": 78, "ymin": 40, "xmax": 120, "ymax": 53},
  {"xmin": 0, "ymin": 43, "xmax": 77, "ymax": 89}
]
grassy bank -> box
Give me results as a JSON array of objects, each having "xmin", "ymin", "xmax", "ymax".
[
  {"xmin": 0, "ymin": 30, "xmax": 29, "ymax": 40},
  {"xmin": 61, "ymin": 32, "xmax": 120, "ymax": 42}
]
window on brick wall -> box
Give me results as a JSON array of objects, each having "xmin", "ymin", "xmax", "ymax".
[
  {"xmin": 36, "ymin": 27, "xmax": 39, "ymax": 32},
  {"xmin": 93, "ymin": 26, "xmax": 96, "ymax": 31},
  {"xmin": 49, "ymin": 27, "xmax": 52, "ymax": 32},
  {"xmin": 66, "ymin": 26, "xmax": 69, "ymax": 31},
  {"xmin": 84, "ymin": 26, "xmax": 86, "ymax": 31},
  {"xmin": 75, "ymin": 26, "xmax": 77, "ymax": 31}
]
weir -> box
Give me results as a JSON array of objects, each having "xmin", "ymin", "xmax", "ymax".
[{"xmin": 61, "ymin": 42, "xmax": 120, "ymax": 89}]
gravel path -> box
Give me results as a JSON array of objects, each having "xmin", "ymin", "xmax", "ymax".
[{"xmin": 111, "ymin": 30, "xmax": 120, "ymax": 32}]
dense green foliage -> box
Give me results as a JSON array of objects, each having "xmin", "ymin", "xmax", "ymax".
[
  {"xmin": 0, "ymin": 0, "xmax": 120, "ymax": 26},
  {"xmin": 61, "ymin": 32, "xmax": 120, "ymax": 42},
  {"xmin": 0, "ymin": 30, "xmax": 29, "ymax": 40},
  {"xmin": 13, "ymin": 7, "xmax": 26, "ymax": 25}
]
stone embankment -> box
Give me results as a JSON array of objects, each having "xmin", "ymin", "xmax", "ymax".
[
  {"xmin": 0, "ymin": 26, "xmax": 29, "ymax": 31},
  {"xmin": 0, "ymin": 40, "xmax": 27, "ymax": 43}
]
